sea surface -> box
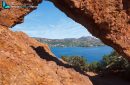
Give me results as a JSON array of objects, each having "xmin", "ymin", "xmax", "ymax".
[{"xmin": 51, "ymin": 46, "xmax": 113, "ymax": 63}]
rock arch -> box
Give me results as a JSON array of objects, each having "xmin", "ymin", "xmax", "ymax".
[
  {"xmin": 0, "ymin": 0, "xmax": 130, "ymax": 60},
  {"xmin": 51, "ymin": 0, "xmax": 130, "ymax": 60}
]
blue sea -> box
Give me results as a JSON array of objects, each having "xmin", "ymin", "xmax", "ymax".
[{"xmin": 51, "ymin": 46, "xmax": 113, "ymax": 63}]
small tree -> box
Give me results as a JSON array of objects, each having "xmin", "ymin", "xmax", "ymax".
[
  {"xmin": 88, "ymin": 62, "xmax": 102, "ymax": 72},
  {"xmin": 61, "ymin": 56, "xmax": 88, "ymax": 71}
]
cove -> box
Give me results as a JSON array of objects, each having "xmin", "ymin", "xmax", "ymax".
[{"xmin": 51, "ymin": 46, "xmax": 113, "ymax": 63}]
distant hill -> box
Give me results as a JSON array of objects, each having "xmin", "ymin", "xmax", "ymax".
[{"xmin": 33, "ymin": 36, "xmax": 105, "ymax": 47}]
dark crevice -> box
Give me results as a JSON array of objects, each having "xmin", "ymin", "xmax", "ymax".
[
  {"xmin": 31, "ymin": 46, "xmax": 86, "ymax": 75},
  {"xmin": 122, "ymin": 0, "xmax": 130, "ymax": 15},
  {"xmin": 127, "ymin": 20, "xmax": 130, "ymax": 24}
]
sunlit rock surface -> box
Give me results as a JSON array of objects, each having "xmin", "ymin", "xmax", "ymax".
[{"xmin": 0, "ymin": 25, "xmax": 92, "ymax": 85}]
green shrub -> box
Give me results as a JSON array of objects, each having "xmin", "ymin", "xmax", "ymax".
[
  {"xmin": 98, "ymin": 51, "xmax": 130, "ymax": 80},
  {"xmin": 61, "ymin": 51, "xmax": 130, "ymax": 80},
  {"xmin": 100, "ymin": 51, "xmax": 130, "ymax": 72},
  {"xmin": 88, "ymin": 62, "xmax": 102, "ymax": 72},
  {"xmin": 61, "ymin": 56, "xmax": 88, "ymax": 71}
]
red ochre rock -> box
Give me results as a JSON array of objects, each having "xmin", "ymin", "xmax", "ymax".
[{"xmin": 0, "ymin": 25, "xmax": 93, "ymax": 85}]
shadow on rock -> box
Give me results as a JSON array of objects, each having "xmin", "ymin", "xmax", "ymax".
[
  {"xmin": 87, "ymin": 73, "xmax": 130, "ymax": 85},
  {"xmin": 31, "ymin": 46, "xmax": 85, "ymax": 74}
]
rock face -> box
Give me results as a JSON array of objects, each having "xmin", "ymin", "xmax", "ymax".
[
  {"xmin": 0, "ymin": 25, "xmax": 92, "ymax": 85},
  {"xmin": 0, "ymin": 0, "xmax": 41, "ymax": 27},
  {"xmin": 51, "ymin": 0, "xmax": 130, "ymax": 60}
]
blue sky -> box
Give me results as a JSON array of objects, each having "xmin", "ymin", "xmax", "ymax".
[{"xmin": 12, "ymin": 1, "xmax": 91, "ymax": 39}]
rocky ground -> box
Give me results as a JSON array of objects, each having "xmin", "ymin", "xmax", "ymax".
[{"xmin": 0, "ymin": 25, "xmax": 93, "ymax": 85}]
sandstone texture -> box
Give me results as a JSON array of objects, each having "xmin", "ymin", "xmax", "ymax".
[
  {"xmin": 0, "ymin": 0, "xmax": 41, "ymax": 27},
  {"xmin": 0, "ymin": 25, "xmax": 92, "ymax": 85},
  {"xmin": 52, "ymin": 0, "xmax": 130, "ymax": 60}
]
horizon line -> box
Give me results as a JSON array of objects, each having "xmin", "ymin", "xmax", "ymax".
[{"xmin": 31, "ymin": 36, "xmax": 96, "ymax": 40}]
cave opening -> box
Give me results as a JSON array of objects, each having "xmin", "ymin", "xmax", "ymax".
[
  {"xmin": 13, "ymin": 1, "xmax": 91, "ymax": 39},
  {"xmin": 12, "ymin": 1, "xmax": 113, "ymax": 63}
]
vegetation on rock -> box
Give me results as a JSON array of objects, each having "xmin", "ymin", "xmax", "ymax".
[
  {"xmin": 61, "ymin": 56, "xmax": 89, "ymax": 71},
  {"xmin": 61, "ymin": 51, "xmax": 130, "ymax": 80}
]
